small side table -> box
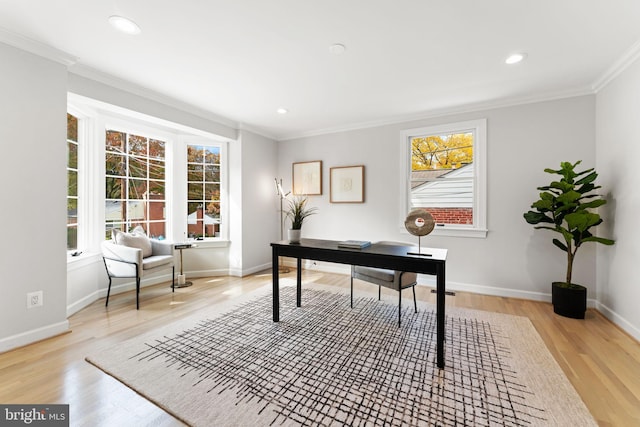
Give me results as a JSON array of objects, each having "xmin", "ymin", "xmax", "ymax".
[{"xmin": 174, "ymin": 243, "xmax": 196, "ymax": 288}]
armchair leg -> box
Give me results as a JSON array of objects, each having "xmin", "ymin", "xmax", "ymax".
[
  {"xmin": 172, "ymin": 266, "xmax": 175, "ymax": 292},
  {"xmin": 136, "ymin": 277, "xmax": 140, "ymax": 310},
  {"xmin": 378, "ymin": 285, "xmax": 381, "ymax": 301},
  {"xmin": 350, "ymin": 276, "xmax": 353, "ymax": 308},
  {"xmin": 412, "ymin": 286, "xmax": 417, "ymax": 313},
  {"xmin": 105, "ymin": 277, "xmax": 112, "ymax": 307}
]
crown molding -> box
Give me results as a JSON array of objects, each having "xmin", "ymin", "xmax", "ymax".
[
  {"xmin": 592, "ymin": 39, "xmax": 640, "ymax": 93},
  {"xmin": 0, "ymin": 26, "xmax": 76, "ymax": 66},
  {"xmin": 69, "ymin": 63, "xmax": 240, "ymax": 132},
  {"xmin": 277, "ymin": 87, "xmax": 594, "ymax": 141}
]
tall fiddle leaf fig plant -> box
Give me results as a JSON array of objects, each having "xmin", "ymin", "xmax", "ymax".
[{"xmin": 523, "ymin": 161, "xmax": 614, "ymax": 285}]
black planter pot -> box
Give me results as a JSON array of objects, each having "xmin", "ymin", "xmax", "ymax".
[{"xmin": 552, "ymin": 282, "xmax": 587, "ymax": 319}]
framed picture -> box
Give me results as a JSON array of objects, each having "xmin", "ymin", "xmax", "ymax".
[
  {"xmin": 330, "ymin": 165, "xmax": 364, "ymax": 203},
  {"xmin": 292, "ymin": 160, "xmax": 322, "ymax": 195}
]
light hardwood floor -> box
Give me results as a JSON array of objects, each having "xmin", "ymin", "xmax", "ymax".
[{"xmin": 1, "ymin": 270, "xmax": 639, "ymax": 426}]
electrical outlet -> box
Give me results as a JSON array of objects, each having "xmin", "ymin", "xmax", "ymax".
[{"xmin": 27, "ymin": 291, "xmax": 43, "ymax": 309}]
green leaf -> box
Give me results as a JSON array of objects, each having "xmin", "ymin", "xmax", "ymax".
[
  {"xmin": 581, "ymin": 236, "xmax": 615, "ymax": 245},
  {"xmin": 575, "ymin": 171, "xmax": 597, "ymax": 185},
  {"xmin": 552, "ymin": 238, "xmax": 568, "ymax": 252},
  {"xmin": 531, "ymin": 199, "xmax": 553, "ymax": 211},
  {"xmin": 556, "ymin": 190, "xmax": 581, "ymax": 204},
  {"xmin": 566, "ymin": 211, "xmax": 601, "ymax": 232},
  {"xmin": 524, "ymin": 211, "xmax": 553, "ymax": 224}
]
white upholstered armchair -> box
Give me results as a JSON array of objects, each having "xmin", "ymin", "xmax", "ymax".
[{"xmin": 101, "ymin": 228, "xmax": 175, "ymax": 309}]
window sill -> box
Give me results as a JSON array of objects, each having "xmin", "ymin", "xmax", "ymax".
[
  {"xmin": 400, "ymin": 227, "xmax": 487, "ymax": 239},
  {"xmin": 184, "ymin": 239, "xmax": 230, "ymax": 249},
  {"xmin": 67, "ymin": 251, "xmax": 101, "ymax": 270}
]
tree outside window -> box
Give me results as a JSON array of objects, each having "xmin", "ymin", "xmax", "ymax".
[
  {"xmin": 67, "ymin": 113, "xmax": 79, "ymax": 250},
  {"xmin": 105, "ymin": 130, "xmax": 167, "ymax": 239},
  {"xmin": 187, "ymin": 144, "xmax": 221, "ymax": 238}
]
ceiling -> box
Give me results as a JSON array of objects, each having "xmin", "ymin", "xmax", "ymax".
[{"xmin": 1, "ymin": 1, "xmax": 640, "ymax": 140}]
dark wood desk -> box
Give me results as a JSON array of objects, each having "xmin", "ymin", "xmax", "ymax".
[{"xmin": 271, "ymin": 238, "xmax": 448, "ymax": 369}]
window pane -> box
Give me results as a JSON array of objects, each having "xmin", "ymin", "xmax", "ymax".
[
  {"xmin": 148, "ymin": 222, "xmax": 165, "ymax": 239},
  {"xmin": 205, "ymin": 183, "xmax": 220, "ymax": 201},
  {"xmin": 68, "ymin": 170, "xmax": 77, "ymax": 197},
  {"xmin": 67, "ymin": 198, "xmax": 77, "ymax": 224},
  {"xmin": 149, "ymin": 139, "xmax": 165, "ymax": 159},
  {"xmin": 128, "ymin": 134, "xmax": 147, "ymax": 156},
  {"xmin": 410, "ymin": 131, "xmax": 474, "ymax": 225},
  {"xmin": 67, "ymin": 113, "xmax": 78, "ymax": 142},
  {"xmin": 149, "ymin": 159, "xmax": 165, "ymax": 180},
  {"xmin": 188, "ymin": 145, "xmax": 204, "ymax": 163},
  {"xmin": 105, "ymin": 201, "xmax": 124, "ymax": 224},
  {"xmin": 106, "ymin": 152, "xmax": 125, "ymax": 176},
  {"xmin": 149, "ymin": 180, "xmax": 165, "ymax": 197},
  {"xmin": 67, "ymin": 141, "xmax": 78, "ymax": 169},
  {"xmin": 127, "ymin": 200, "xmax": 145, "ymax": 221},
  {"xmin": 128, "ymin": 157, "xmax": 147, "ymax": 178},
  {"xmin": 206, "ymin": 201, "xmax": 220, "ymax": 218},
  {"xmin": 106, "ymin": 130, "xmax": 126, "ymax": 153},
  {"xmin": 188, "ymin": 182, "xmax": 203, "ymax": 200},
  {"xmin": 188, "ymin": 164, "xmax": 203, "ymax": 181},
  {"xmin": 128, "ymin": 179, "xmax": 147, "ymax": 199},
  {"xmin": 148, "ymin": 201, "xmax": 165, "ymax": 221},
  {"xmin": 204, "ymin": 165, "xmax": 220, "ymax": 182},
  {"xmin": 67, "ymin": 226, "xmax": 77, "ymax": 250},
  {"xmin": 106, "ymin": 177, "xmax": 124, "ymax": 199},
  {"xmin": 204, "ymin": 146, "xmax": 220, "ymax": 164}
]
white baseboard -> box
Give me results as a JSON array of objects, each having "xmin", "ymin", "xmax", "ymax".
[
  {"xmin": 0, "ymin": 320, "xmax": 69, "ymax": 354},
  {"xmin": 595, "ymin": 301, "xmax": 640, "ymax": 342}
]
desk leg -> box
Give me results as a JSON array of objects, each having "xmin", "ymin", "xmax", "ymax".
[
  {"xmin": 436, "ymin": 263, "xmax": 446, "ymax": 369},
  {"xmin": 296, "ymin": 258, "xmax": 302, "ymax": 307},
  {"xmin": 272, "ymin": 246, "xmax": 280, "ymax": 322}
]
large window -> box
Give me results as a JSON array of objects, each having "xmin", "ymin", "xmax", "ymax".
[
  {"xmin": 401, "ymin": 119, "xmax": 487, "ymax": 238},
  {"xmin": 105, "ymin": 129, "xmax": 167, "ymax": 239},
  {"xmin": 187, "ymin": 144, "xmax": 221, "ymax": 238},
  {"xmin": 67, "ymin": 113, "xmax": 79, "ymax": 250}
]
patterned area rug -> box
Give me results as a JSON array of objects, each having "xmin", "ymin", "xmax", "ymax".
[{"xmin": 86, "ymin": 284, "xmax": 596, "ymax": 426}]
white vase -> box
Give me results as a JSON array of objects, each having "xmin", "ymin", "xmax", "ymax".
[{"xmin": 288, "ymin": 229, "xmax": 302, "ymax": 243}]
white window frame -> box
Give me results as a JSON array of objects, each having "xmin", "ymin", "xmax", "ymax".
[
  {"xmin": 67, "ymin": 92, "xmax": 231, "ymax": 254},
  {"xmin": 103, "ymin": 118, "xmax": 174, "ymax": 240},
  {"xmin": 400, "ymin": 118, "xmax": 487, "ymax": 238},
  {"xmin": 183, "ymin": 138, "xmax": 229, "ymax": 243}
]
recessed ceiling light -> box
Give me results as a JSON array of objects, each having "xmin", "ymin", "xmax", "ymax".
[
  {"xmin": 505, "ymin": 53, "xmax": 526, "ymax": 65},
  {"xmin": 108, "ymin": 15, "xmax": 141, "ymax": 35},
  {"xmin": 276, "ymin": 108, "xmax": 288, "ymax": 115},
  {"xmin": 329, "ymin": 43, "xmax": 346, "ymax": 55}
]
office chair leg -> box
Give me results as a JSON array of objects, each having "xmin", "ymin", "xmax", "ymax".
[
  {"xmin": 105, "ymin": 277, "xmax": 112, "ymax": 307},
  {"xmin": 412, "ymin": 286, "xmax": 417, "ymax": 313},
  {"xmin": 398, "ymin": 287, "xmax": 402, "ymax": 327},
  {"xmin": 351, "ymin": 277, "xmax": 355, "ymax": 308}
]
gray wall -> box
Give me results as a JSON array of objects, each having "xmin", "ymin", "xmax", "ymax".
[
  {"xmin": 0, "ymin": 42, "xmax": 69, "ymax": 350},
  {"xmin": 278, "ymin": 96, "xmax": 597, "ymax": 300},
  {"xmin": 596, "ymin": 55, "xmax": 640, "ymax": 340}
]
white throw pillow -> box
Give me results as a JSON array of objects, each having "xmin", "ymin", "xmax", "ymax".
[{"xmin": 112, "ymin": 228, "xmax": 153, "ymax": 258}]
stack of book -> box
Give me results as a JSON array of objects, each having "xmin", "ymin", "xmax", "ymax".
[{"xmin": 338, "ymin": 240, "xmax": 371, "ymax": 249}]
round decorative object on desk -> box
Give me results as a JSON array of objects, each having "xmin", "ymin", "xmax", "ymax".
[
  {"xmin": 404, "ymin": 209, "xmax": 435, "ymax": 256},
  {"xmin": 404, "ymin": 209, "xmax": 435, "ymax": 236}
]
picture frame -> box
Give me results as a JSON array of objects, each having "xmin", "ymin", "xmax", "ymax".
[
  {"xmin": 330, "ymin": 165, "xmax": 364, "ymax": 203},
  {"xmin": 292, "ymin": 160, "xmax": 322, "ymax": 195}
]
